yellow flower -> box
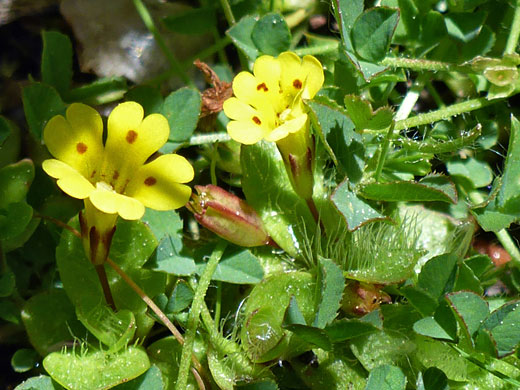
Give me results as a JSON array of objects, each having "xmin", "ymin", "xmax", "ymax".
[
  {"xmin": 42, "ymin": 102, "xmax": 194, "ymax": 221},
  {"xmin": 223, "ymin": 52, "xmax": 324, "ymax": 145}
]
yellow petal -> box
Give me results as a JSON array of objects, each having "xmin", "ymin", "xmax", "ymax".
[
  {"xmin": 126, "ymin": 154, "xmax": 194, "ymax": 210},
  {"xmin": 103, "ymin": 102, "xmax": 170, "ymax": 189},
  {"xmin": 89, "ymin": 188, "xmax": 145, "ymax": 220},
  {"xmin": 43, "ymin": 103, "xmax": 104, "ymax": 178},
  {"xmin": 223, "ymin": 98, "xmax": 276, "ymax": 128},
  {"xmin": 42, "ymin": 159, "xmax": 95, "ymax": 199},
  {"xmin": 253, "ymin": 55, "xmax": 281, "ymax": 87},
  {"xmin": 223, "ymin": 97, "xmax": 258, "ymax": 121},
  {"xmin": 301, "ymin": 55, "xmax": 325, "ymax": 99},
  {"xmin": 278, "ymin": 52, "xmax": 324, "ymax": 100},
  {"xmin": 227, "ymin": 120, "xmax": 265, "ymax": 145},
  {"xmin": 265, "ymin": 114, "xmax": 308, "ymax": 142}
]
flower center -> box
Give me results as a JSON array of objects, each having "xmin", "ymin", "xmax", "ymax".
[{"xmin": 96, "ymin": 181, "xmax": 115, "ymax": 192}]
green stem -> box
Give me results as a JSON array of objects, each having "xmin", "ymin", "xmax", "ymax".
[
  {"xmin": 215, "ymin": 281, "xmax": 222, "ymax": 327},
  {"xmin": 505, "ymin": 0, "xmax": 520, "ymax": 55},
  {"xmin": 381, "ymin": 57, "xmax": 472, "ymax": 73},
  {"xmin": 219, "ymin": 0, "xmax": 236, "ymax": 25},
  {"xmin": 468, "ymin": 191, "xmax": 520, "ymax": 267},
  {"xmin": 176, "ymin": 241, "xmax": 227, "ymax": 390},
  {"xmin": 132, "ymin": 0, "xmax": 193, "ymax": 86},
  {"xmin": 394, "ymin": 97, "xmax": 498, "ymax": 132},
  {"xmin": 451, "ymin": 345, "xmax": 520, "ymax": 387},
  {"xmin": 395, "ymin": 74, "xmax": 428, "ymax": 121},
  {"xmin": 374, "ymin": 122, "xmax": 396, "ymax": 182},
  {"xmin": 189, "ymin": 132, "xmax": 231, "ymax": 145},
  {"xmin": 294, "ymin": 41, "xmax": 340, "ymax": 56}
]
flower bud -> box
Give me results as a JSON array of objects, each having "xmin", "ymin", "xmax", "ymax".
[
  {"xmin": 187, "ymin": 185, "xmax": 270, "ymax": 247},
  {"xmin": 341, "ymin": 281, "xmax": 391, "ymax": 316}
]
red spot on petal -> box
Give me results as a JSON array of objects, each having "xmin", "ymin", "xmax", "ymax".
[
  {"xmin": 126, "ymin": 130, "xmax": 138, "ymax": 144},
  {"xmin": 257, "ymin": 83, "xmax": 268, "ymax": 92},
  {"xmin": 112, "ymin": 171, "xmax": 119, "ymax": 181},
  {"xmin": 293, "ymin": 79, "xmax": 302, "ymax": 89},
  {"xmin": 76, "ymin": 142, "xmax": 88, "ymax": 154},
  {"xmin": 252, "ymin": 116, "xmax": 261, "ymax": 125},
  {"xmin": 144, "ymin": 177, "xmax": 157, "ymax": 186}
]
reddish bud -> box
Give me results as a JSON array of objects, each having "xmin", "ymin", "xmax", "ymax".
[
  {"xmin": 187, "ymin": 185, "xmax": 270, "ymax": 247},
  {"xmin": 341, "ymin": 281, "xmax": 391, "ymax": 316}
]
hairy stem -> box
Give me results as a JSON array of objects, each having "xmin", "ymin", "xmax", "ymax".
[
  {"xmin": 219, "ymin": 0, "xmax": 236, "ymax": 25},
  {"xmin": 394, "ymin": 97, "xmax": 498, "ymax": 132},
  {"xmin": 382, "ymin": 57, "xmax": 472, "ymax": 73},
  {"xmin": 374, "ymin": 122, "xmax": 396, "ymax": 182},
  {"xmin": 176, "ymin": 240, "xmax": 227, "ymax": 390}
]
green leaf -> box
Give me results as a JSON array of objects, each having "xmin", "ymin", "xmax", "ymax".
[
  {"xmin": 21, "ymin": 289, "xmax": 84, "ymax": 355},
  {"xmin": 498, "ymin": 115, "xmax": 520, "ymax": 210},
  {"xmin": 196, "ymin": 246, "xmax": 264, "ymax": 284},
  {"xmin": 445, "ymin": 11, "xmax": 486, "ymax": 42},
  {"xmin": 56, "ymin": 218, "xmax": 165, "ymax": 324},
  {"xmin": 0, "ymin": 116, "xmax": 12, "ymax": 146},
  {"xmin": 115, "ymin": 365, "xmax": 164, "ymax": 390},
  {"xmin": 0, "ymin": 298, "xmax": 20, "ymax": 324},
  {"xmin": 15, "ymin": 376, "xmax": 60, "ymax": 390},
  {"xmin": 313, "ymin": 257, "xmax": 344, "ymax": 328},
  {"xmin": 307, "ymin": 97, "xmax": 364, "ymax": 183},
  {"xmin": 446, "ymin": 291, "xmax": 489, "ymax": 337},
  {"xmin": 331, "ymin": 0, "xmax": 364, "ymax": 51},
  {"xmin": 43, "ymin": 346, "xmax": 150, "ymax": 390},
  {"xmin": 351, "ymin": 7, "xmax": 400, "ymax": 62},
  {"xmin": 227, "ymin": 15, "xmax": 259, "ymax": 61},
  {"xmin": 0, "ymin": 201, "xmax": 33, "ymax": 240},
  {"xmin": 237, "ymin": 380, "xmax": 279, "ymax": 390},
  {"xmin": 22, "ymin": 83, "xmax": 67, "ymax": 141},
  {"xmin": 331, "ymin": 179, "xmax": 389, "ymax": 231},
  {"xmin": 125, "ymin": 86, "xmax": 164, "ymax": 114},
  {"xmin": 67, "ymin": 77, "xmax": 127, "ymax": 105},
  {"xmin": 454, "ymin": 262, "xmax": 483, "ymax": 295},
  {"xmin": 413, "ymin": 317, "xmax": 456, "ymax": 341},
  {"xmin": 416, "ymin": 367, "xmax": 449, "ymax": 390},
  {"xmin": 324, "ymin": 318, "xmax": 378, "ymax": 342},
  {"xmin": 446, "ymin": 157, "xmax": 493, "ymax": 189},
  {"xmin": 283, "ymin": 296, "xmax": 307, "ymax": 326},
  {"xmin": 11, "ymin": 348, "xmax": 40, "ymax": 373},
  {"xmin": 41, "ymin": 31, "xmax": 73, "ymax": 95},
  {"xmin": 400, "ymin": 286, "xmax": 438, "ymax": 316},
  {"xmin": 161, "ymin": 87, "xmax": 201, "ymax": 143},
  {"xmin": 365, "ymin": 365, "xmax": 406, "ymax": 390},
  {"xmin": 471, "ymin": 195, "xmax": 517, "ymax": 232},
  {"xmin": 241, "ymin": 141, "xmax": 315, "ymax": 257},
  {"xmin": 418, "ymin": 254, "xmax": 458, "ymax": 300},
  {"xmin": 350, "ymin": 329, "xmax": 415, "ymax": 371},
  {"xmin": 167, "ymin": 281, "xmax": 194, "ymax": 313},
  {"xmin": 162, "ymin": 7, "xmax": 216, "ymax": 35},
  {"xmin": 344, "ymin": 95, "xmax": 393, "ymax": 131},
  {"xmin": 76, "ymin": 305, "xmax": 136, "ymax": 353},
  {"xmin": 0, "ymin": 159, "xmax": 35, "ymax": 208},
  {"xmin": 0, "ymin": 270, "xmax": 15, "ymax": 297},
  {"xmin": 481, "ymin": 300, "xmax": 520, "ymax": 356},
  {"xmin": 359, "ymin": 175, "xmax": 457, "ymax": 203},
  {"xmin": 283, "ymin": 324, "xmax": 332, "ymax": 351},
  {"xmin": 251, "ymin": 13, "xmax": 290, "ymax": 56},
  {"xmin": 144, "ymin": 209, "xmax": 195, "ymax": 276}
]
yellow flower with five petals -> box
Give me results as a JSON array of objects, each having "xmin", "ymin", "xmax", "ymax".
[
  {"xmin": 223, "ymin": 51, "xmax": 324, "ymax": 145},
  {"xmin": 42, "ymin": 102, "xmax": 194, "ymax": 220}
]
